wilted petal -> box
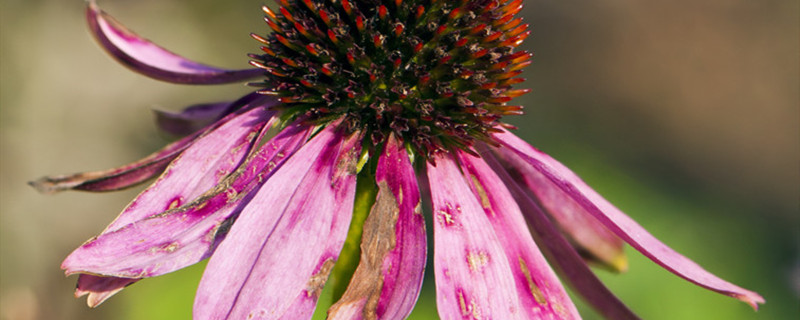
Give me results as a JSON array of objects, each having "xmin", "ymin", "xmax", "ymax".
[
  {"xmin": 61, "ymin": 124, "xmax": 311, "ymax": 278},
  {"xmin": 74, "ymin": 274, "xmax": 138, "ymax": 308},
  {"xmin": 489, "ymin": 138, "xmax": 627, "ymax": 272},
  {"xmin": 154, "ymin": 102, "xmax": 230, "ymax": 136},
  {"xmin": 484, "ymin": 150, "xmax": 639, "ymax": 320},
  {"xmin": 457, "ymin": 151, "xmax": 581, "ymax": 319},
  {"xmin": 86, "ymin": 1, "xmax": 261, "ymax": 84},
  {"xmin": 193, "ymin": 126, "xmax": 360, "ymax": 319},
  {"xmin": 101, "ymin": 105, "xmax": 274, "ymax": 233},
  {"xmin": 153, "ymin": 92, "xmax": 268, "ymax": 137},
  {"xmin": 427, "ymin": 155, "xmax": 526, "ymax": 319},
  {"xmin": 29, "ymin": 133, "xmax": 195, "ymax": 194},
  {"xmin": 328, "ymin": 135, "xmax": 426, "ymax": 320},
  {"xmin": 493, "ymin": 129, "xmax": 765, "ymax": 309}
]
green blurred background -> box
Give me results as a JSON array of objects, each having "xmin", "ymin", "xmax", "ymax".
[{"xmin": 1, "ymin": 0, "xmax": 797, "ymax": 319}]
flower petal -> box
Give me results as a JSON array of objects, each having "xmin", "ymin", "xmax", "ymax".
[
  {"xmin": 426, "ymin": 154, "xmax": 526, "ymax": 319},
  {"xmin": 61, "ymin": 123, "xmax": 311, "ymax": 278},
  {"xmin": 29, "ymin": 93, "xmax": 269, "ymax": 194},
  {"xmin": 328, "ymin": 135, "xmax": 427, "ymax": 320},
  {"xmin": 489, "ymin": 138, "xmax": 627, "ymax": 272},
  {"xmin": 193, "ymin": 126, "xmax": 360, "ymax": 319},
  {"xmin": 154, "ymin": 102, "xmax": 231, "ymax": 137},
  {"xmin": 457, "ymin": 150, "xmax": 581, "ymax": 319},
  {"xmin": 100, "ymin": 104, "xmax": 274, "ymax": 233},
  {"xmin": 74, "ymin": 274, "xmax": 138, "ymax": 308},
  {"xmin": 483, "ymin": 149, "xmax": 639, "ymax": 320},
  {"xmin": 493, "ymin": 129, "xmax": 765, "ymax": 309},
  {"xmin": 86, "ymin": 1, "xmax": 262, "ymax": 84},
  {"xmin": 29, "ymin": 133, "xmax": 195, "ymax": 194}
]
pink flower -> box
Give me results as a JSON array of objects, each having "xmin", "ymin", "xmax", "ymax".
[{"xmin": 32, "ymin": 1, "xmax": 763, "ymax": 319}]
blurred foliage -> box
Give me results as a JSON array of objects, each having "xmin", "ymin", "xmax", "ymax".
[{"xmin": 1, "ymin": 0, "xmax": 796, "ymax": 319}]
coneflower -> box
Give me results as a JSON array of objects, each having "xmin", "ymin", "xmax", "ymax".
[{"xmin": 32, "ymin": 1, "xmax": 763, "ymax": 319}]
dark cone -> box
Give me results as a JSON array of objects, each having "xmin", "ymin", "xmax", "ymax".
[{"xmin": 251, "ymin": 0, "xmax": 531, "ymax": 159}]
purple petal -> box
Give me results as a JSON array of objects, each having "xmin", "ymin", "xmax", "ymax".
[
  {"xmin": 29, "ymin": 133, "xmax": 195, "ymax": 194},
  {"xmin": 328, "ymin": 135, "xmax": 427, "ymax": 320},
  {"xmin": 493, "ymin": 129, "xmax": 765, "ymax": 309},
  {"xmin": 86, "ymin": 1, "xmax": 261, "ymax": 84},
  {"xmin": 153, "ymin": 92, "xmax": 269, "ymax": 137},
  {"xmin": 154, "ymin": 102, "xmax": 231, "ymax": 136},
  {"xmin": 74, "ymin": 274, "xmax": 138, "ymax": 308},
  {"xmin": 483, "ymin": 150, "xmax": 640, "ymax": 320},
  {"xmin": 490, "ymin": 139, "xmax": 627, "ymax": 272},
  {"xmin": 99, "ymin": 105, "xmax": 274, "ymax": 234},
  {"xmin": 61, "ymin": 124, "xmax": 311, "ymax": 279},
  {"xmin": 457, "ymin": 151, "xmax": 581, "ymax": 319},
  {"xmin": 426, "ymin": 154, "xmax": 527, "ymax": 319},
  {"xmin": 193, "ymin": 125, "xmax": 361, "ymax": 319}
]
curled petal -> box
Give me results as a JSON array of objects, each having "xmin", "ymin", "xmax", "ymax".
[
  {"xmin": 493, "ymin": 129, "xmax": 765, "ymax": 309},
  {"xmin": 483, "ymin": 150, "xmax": 639, "ymax": 320},
  {"xmin": 458, "ymin": 151, "xmax": 581, "ymax": 319},
  {"xmin": 74, "ymin": 274, "xmax": 138, "ymax": 308},
  {"xmin": 194, "ymin": 126, "xmax": 361, "ymax": 319},
  {"xmin": 426, "ymin": 155, "xmax": 526, "ymax": 319},
  {"xmin": 328, "ymin": 135, "xmax": 427, "ymax": 320},
  {"xmin": 87, "ymin": 1, "xmax": 262, "ymax": 84},
  {"xmin": 61, "ymin": 123, "xmax": 311, "ymax": 279}
]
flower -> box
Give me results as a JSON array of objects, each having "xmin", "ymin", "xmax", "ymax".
[{"xmin": 32, "ymin": 0, "xmax": 764, "ymax": 318}]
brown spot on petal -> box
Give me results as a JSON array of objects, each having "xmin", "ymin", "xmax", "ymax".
[
  {"xmin": 467, "ymin": 251, "xmax": 489, "ymax": 272},
  {"xmin": 519, "ymin": 257, "xmax": 547, "ymax": 306},
  {"xmin": 328, "ymin": 181, "xmax": 402, "ymax": 319},
  {"xmin": 306, "ymin": 258, "xmax": 336, "ymax": 298},
  {"xmin": 469, "ymin": 175, "xmax": 493, "ymax": 215},
  {"xmin": 457, "ymin": 290, "xmax": 482, "ymax": 319}
]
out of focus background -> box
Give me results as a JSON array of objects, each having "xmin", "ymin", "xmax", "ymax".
[{"xmin": 1, "ymin": 0, "xmax": 797, "ymax": 319}]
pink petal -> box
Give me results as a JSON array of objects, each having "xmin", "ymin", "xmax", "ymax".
[
  {"xmin": 29, "ymin": 94, "xmax": 271, "ymax": 194},
  {"xmin": 61, "ymin": 124, "xmax": 311, "ymax": 278},
  {"xmin": 457, "ymin": 151, "xmax": 581, "ymax": 319},
  {"xmin": 328, "ymin": 135, "xmax": 427, "ymax": 320},
  {"xmin": 86, "ymin": 1, "xmax": 261, "ymax": 84},
  {"xmin": 490, "ymin": 139, "xmax": 627, "ymax": 272},
  {"xmin": 102, "ymin": 104, "xmax": 274, "ymax": 233},
  {"xmin": 493, "ymin": 129, "xmax": 765, "ymax": 309},
  {"xmin": 74, "ymin": 274, "xmax": 138, "ymax": 308},
  {"xmin": 154, "ymin": 102, "xmax": 230, "ymax": 136},
  {"xmin": 153, "ymin": 92, "xmax": 267, "ymax": 137},
  {"xmin": 483, "ymin": 149, "xmax": 639, "ymax": 320},
  {"xmin": 426, "ymin": 154, "xmax": 526, "ymax": 319},
  {"xmin": 193, "ymin": 126, "xmax": 361, "ymax": 319},
  {"xmin": 29, "ymin": 132, "xmax": 195, "ymax": 194}
]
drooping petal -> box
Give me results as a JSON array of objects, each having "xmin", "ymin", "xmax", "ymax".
[
  {"xmin": 426, "ymin": 154, "xmax": 526, "ymax": 319},
  {"xmin": 74, "ymin": 274, "xmax": 138, "ymax": 308},
  {"xmin": 154, "ymin": 102, "xmax": 231, "ymax": 136},
  {"xmin": 489, "ymin": 138, "xmax": 627, "ymax": 272},
  {"xmin": 29, "ymin": 133, "xmax": 195, "ymax": 194},
  {"xmin": 61, "ymin": 124, "xmax": 311, "ymax": 278},
  {"xmin": 328, "ymin": 135, "xmax": 427, "ymax": 320},
  {"xmin": 492, "ymin": 129, "xmax": 765, "ymax": 309},
  {"xmin": 86, "ymin": 1, "xmax": 262, "ymax": 84},
  {"xmin": 193, "ymin": 125, "xmax": 361, "ymax": 319},
  {"xmin": 29, "ymin": 93, "xmax": 269, "ymax": 194},
  {"xmin": 483, "ymin": 150, "xmax": 640, "ymax": 320},
  {"xmin": 457, "ymin": 151, "xmax": 581, "ymax": 319},
  {"xmin": 153, "ymin": 92, "xmax": 267, "ymax": 137},
  {"xmin": 101, "ymin": 104, "xmax": 274, "ymax": 233}
]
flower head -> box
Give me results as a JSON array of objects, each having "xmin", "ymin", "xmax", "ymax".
[{"xmin": 33, "ymin": 0, "xmax": 763, "ymax": 319}]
